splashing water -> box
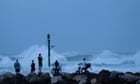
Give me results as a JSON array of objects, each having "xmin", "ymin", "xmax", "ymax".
[{"xmin": 0, "ymin": 45, "xmax": 140, "ymax": 75}]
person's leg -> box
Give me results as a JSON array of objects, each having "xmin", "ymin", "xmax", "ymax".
[
  {"xmin": 82, "ymin": 67, "xmax": 86, "ymax": 72},
  {"xmin": 15, "ymin": 69, "xmax": 17, "ymax": 73},
  {"xmin": 39, "ymin": 66, "xmax": 41, "ymax": 73},
  {"xmin": 56, "ymin": 66, "xmax": 59, "ymax": 74}
]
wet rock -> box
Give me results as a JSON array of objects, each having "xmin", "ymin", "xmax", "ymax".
[
  {"xmin": 26, "ymin": 72, "xmax": 50, "ymax": 84},
  {"xmin": 120, "ymin": 73, "xmax": 140, "ymax": 84},
  {"xmin": 73, "ymin": 75, "xmax": 87, "ymax": 82},
  {"xmin": 79, "ymin": 79, "xmax": 87, "ymax": 84},
  {"xmin": 14, "ymin": 73, "xmax": 27, "ymax": 84},
  {"xmin": 90, "ymin": 78, "xmax": 97, "ymax": 84},
  {"xmin": 51, "ymin": 76, "xmax": 63, "ymax": 84},
  {"xmin": 0, "ymin": 72, "xmax": 15, "ymax": 84},
  {"xmin": 62, "ymin": 73, "xmax": 77, "ymax": 84},
  {"xmin": 0, "ymin": 72, "xmax": 27, "ymax": 84}
]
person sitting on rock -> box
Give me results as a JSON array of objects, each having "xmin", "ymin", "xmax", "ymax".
[
  {"xmin": 14, "ymin": 59, "xmax": 21, "ymax": 73},
  {"xmin": 81, "ymin": 58, "xmax": 88, "ymax": 72},
  {"xmin": 31, "ymin": 60, "xmax": 35, "ymax": 73}
]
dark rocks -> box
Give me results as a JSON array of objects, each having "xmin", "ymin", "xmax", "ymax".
[
  {"xmin": 26, "ymin": 72, "xmax": 51, "ymax": 84},
  {"xmin": 1, "ymin": 70, "xmax": 140, "ymax": 84},
  {"xmin": 0, "ymin": 72, "xmax": 27, "ymax": 84}
]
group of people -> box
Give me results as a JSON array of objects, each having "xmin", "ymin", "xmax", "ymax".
[
  {"xmin": 14, "ymin": 53, "xmax": 90, "ymax": 75},
  {"xmin": 14, "ymin": 53, "xmax": 43, "ymax": 74},
  {"xmin": 14, "ymin": 53, "xmax": 61, "ymax": 75}
]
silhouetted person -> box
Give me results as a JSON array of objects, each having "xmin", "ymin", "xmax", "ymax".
[
  {"xmin": 38, "ymin": 53, "xmax": 43, "ymax": 73},
  {"xmin": 14, "ymin": 59, "xmax": 21, "ymax": 73},
  {"xmin": 31, "ymin": 60, "xmax": 35, "ymax": 73},
  {"xmin": 54, "ymin": 60, "xmax": 60, "ymax": 74},
  {"xmin": 81, "ymin": 58, "xmax": 87, "ymax": 72}
]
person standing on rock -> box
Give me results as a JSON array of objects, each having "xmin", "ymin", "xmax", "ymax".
[
  {"xmin": 31, "ymin": 60, "xmax": 35, "ymax": 73},
  {"xmin": 54, "ymin": 60, "xmax": 60, "ymax": 74},
  {"xmin": 14, "ymin": 59, "xmax": 21, "ymax": 73},
  {"xmin": 38, "ymin": 53, "xmax": 43, "ymax": 73}
]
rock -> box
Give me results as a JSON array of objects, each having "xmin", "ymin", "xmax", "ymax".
[
  {"xmin": 14, "ymin": 73, "xmax": 27, "ymax": 84},
  {"xmin": 109, "ymin": 71, "xmax": 125, "ymax": 84},
  {"xmin": 98, "ymin": 70, "xmax": 111, "ymax": 84},
  {"xmin": 26, "ymin": 72, "xmax": 50, "ymax": 84},
  {"xmin": 136, "ymin": 80, "xmax": 140, "ymax": 84},
  {"xmin": 51, "ymin": 76, "xmax": 63, "ymax": 84},
  {"xmin": 0, "ymin": 72, "xmax": 15, "ymax": 84},
  {"xmin": 120, "ymin": 73, "xmax": 140, "ymax": 81},
  {"xmin": 110, "ymin": 71, "xmax": 122, "ymax": 78},
  {"xmin": 135, "ymin": 72, "xmax": 140, "ymax": 76},
  {"xmin": 38, "ymin": 73, "xmax": 51, "ymax": 84},
  {"xmin": 73, "ymin": 75, "xmax": 87, "ymax": 82},
  {"xmin": 62, "ymin": 73, "xmax": 73, "ymax": 80},
  {"xmin": 79, "ymin": 79, "xmax": 87, "ymax": 84},
  {"xmin": 0, "ymin": 72, "xmax": 27, "ymax": 84},
  {"xmin": 90, "ymin": 78, "xmax": 97, "ymax": 84},
  {"xmin": 1, "ymin": 72, "xmax": 15, "ymax": 78},
  {"xmin": 26, "ymin": 72, "xmax": 38, "ymax": 83},
  {"xmin": 62, "ymin": 73, "xmax": 77, "ymax": 84},
  {"xmin": 99, "ymin": 69, "xmax": 111, "ymax": 77},
  {"xmin": 119, "ymin": 73, "xmax": 140, "ymax": 84}
]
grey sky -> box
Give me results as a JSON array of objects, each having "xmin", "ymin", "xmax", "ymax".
[{"xmin": 0, "ymin": 0, "xmax": 140, "ymax": 55}]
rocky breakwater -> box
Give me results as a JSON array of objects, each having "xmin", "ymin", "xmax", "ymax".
[
  {"xmin": 0, "ymin": 72, "xmax": 51, "ymax": 84},
  {"xmin": 1, "ymin": 70, "xmax": 140, "ymax": 84}
]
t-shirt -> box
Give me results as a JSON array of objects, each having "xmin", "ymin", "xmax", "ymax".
[{"xmin": 81, "ymin": 61, "xmax": 87, "ymax": 68}]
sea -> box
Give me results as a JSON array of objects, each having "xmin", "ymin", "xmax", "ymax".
[{"xmin": 0, "ymin": 45, "xmax": 140, "ymax": 75}]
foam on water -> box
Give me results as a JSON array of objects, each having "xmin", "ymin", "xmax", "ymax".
[{"xmin": 0, "ymin": 45, "xmax": 140, "ymax": 75}]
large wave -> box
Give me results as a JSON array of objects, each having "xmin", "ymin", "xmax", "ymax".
[
  {"xmin": 0, "ymin": 45, "xmax": 140, "ymax": 74},
  {"xmin": 0, "ymin": 45, "xmax": 67, "ymax": 74}
]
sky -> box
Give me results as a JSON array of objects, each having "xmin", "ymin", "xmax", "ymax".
[{"xmin": 0, "ymin": 0, "xmax": 140, "ymax": 55}]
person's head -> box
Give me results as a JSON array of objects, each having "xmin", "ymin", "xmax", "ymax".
[
  {"xmin": 32, "ymin": 60, "xmax": 34, "ymax": 63},
  {"xmin": 39, "ymin": 53, "xmax": 41, "ymax": 56},
  {"xmin": 16, "ymin": 59, "xmax": 18, "ymax": 62},
  {"xmin": 83, "ymin": 58, "xmax": 86, "ymax": 61}
]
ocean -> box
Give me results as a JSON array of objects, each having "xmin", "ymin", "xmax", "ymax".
[{"xmin": 0, "ymin": 45, "xmax": 140, "ymax": 75}]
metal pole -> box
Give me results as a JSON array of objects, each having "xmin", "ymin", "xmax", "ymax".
[{"xmin": 47, "ymin": 34, "xmax": 51, "ymax": 71}]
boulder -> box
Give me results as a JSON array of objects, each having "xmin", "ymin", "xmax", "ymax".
[
  {"xmin": 0, "ymin": 72, "xmax": 27, "ymax": 84},
  {"xmin": 0, "ymin": 72, "xmax": 15, "ymax": 84},
  {"xmin": 73, "ymin": 75, "xmax": 87, "ymax": 82},
  {"xmin": 13, "ymin": 73, "xmax": 27, "ymax": 84},
  {"xmin": 119, "ymin": 73, "xmax": 140, "ymax": 84},
  {"xmin": 26, "ymin": 72, "xmax": 50, "ymax": 84},
  {"xmin": 62, "ymin": 73, "xmax": 73, "ymax": 80},
  {"xmin": 51, "ymin": 76, "xmax": 63, "ymax": 84},
  {"xmin": 90, "ymin": 78, "xmax": 97, "ymax": 84},
  {"xmin": 98, "ymin": 70, "xmax": 111, "ymax": 84},
  {"xmin": 136, "ymin": 80, "xmax": 140, "ymax": 84},
  {"xmin": 38, "ymin": 73, "xmax": 51, "ymax": 84},
  {"xmin": 79, "ymin": 79, "xmax": 87, "ymax": 84}
]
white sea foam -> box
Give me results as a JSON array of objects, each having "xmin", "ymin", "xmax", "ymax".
[{"xmin": 0, "ymin": 45, "xmax": 140, "ymax": 75}]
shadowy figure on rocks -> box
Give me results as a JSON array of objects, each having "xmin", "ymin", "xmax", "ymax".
[
  {"xmin": 31, "ymin": 60, "xmax": 35, "ymax": 73},
  {"xmin": 52, "ymin": 60, "xmax": 61, "ymax": 75},
  {"xmin": 38, "ymin": 53, "xmax": 43, "ymax": 74},
  {"xmin": 14, "ymin": 59, "xmax": 21, "ymax": 73},
  {"xmin": 76, "ymin": 58, "xmax": 91, "ymax": 74},
  {"xmin": 81, "ymin": 58, "xmax": 87, "ymax": 72}
]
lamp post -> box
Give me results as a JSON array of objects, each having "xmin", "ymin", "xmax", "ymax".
[{"xmin": 47, "ymin": 34, "xmax": 51, "ymax": 71}]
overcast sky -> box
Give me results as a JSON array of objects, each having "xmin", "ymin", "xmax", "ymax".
[{"xmin": 0, "ymin": 0, "xmax": 140, "ymax": 55}]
